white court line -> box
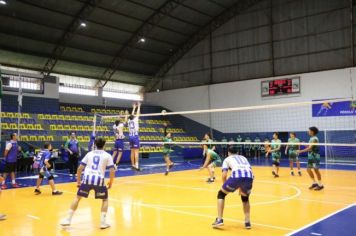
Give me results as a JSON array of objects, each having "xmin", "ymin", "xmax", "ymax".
[
  {"xmin": 53, "ymin": 188, "xmax": 294, "ymax": 232},
  {"xmin": 26, "ymin": 214, "xmax": 40, "ymax": 220},
  {"xmin": 286, "ymin": 203, "xmax": 356, "ymax": 236},
  {"xmin": 310, "ymin": 233, "xmax": 322, "ymax": 236}
]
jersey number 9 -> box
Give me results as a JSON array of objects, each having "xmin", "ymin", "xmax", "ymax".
[{"xmin": 92, "ymin": 156, "xmax": 100, "ymax": 170}]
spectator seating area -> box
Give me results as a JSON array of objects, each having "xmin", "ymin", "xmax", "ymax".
[{"xmin": 1, "ymin": 105, "xmax": 200, "ymax": 153}]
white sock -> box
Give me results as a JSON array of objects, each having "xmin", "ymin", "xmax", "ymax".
[
  {"xmin": 100, "ymin": 212, "xmax": 107, "ymax": 223},
  {"xmin": 135, "ymin": 162, "xmax": 139, "ymax": 169},
  {"xmin": 12, "ymin": 180, "xmax": 16, "ymax": 184},
  {"xmin": 1, "ymin": 181, "xmax": 4, "ymax": 185},
  {"xmin": 67, "ymin": 209, "xmax": 75, "ymax": 221}
]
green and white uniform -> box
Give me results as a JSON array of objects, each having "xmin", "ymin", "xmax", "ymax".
[
  {"xmin": 163, "ymin": 137, "xmax": 173, "ymax": 156},
  {"xmin": 254, "ymin": 137, "xmax": 261, "ymax": 151},
  {"xmin": 236, "ymin": 136, "xmax": 243, "ymax": 153},
  {"xmin": 307, "ymin": 136, "xmax": 320, "ymax": 169},
  {"xmin": 271, "ymin": 139, "xmax": 281, "ymax": 163},
  {"xmin": 207, "ymin": 149, "xmax": 222, "ymax": 167},
  {"xmin": 244, "ymin": 137, "xmax": 252, "ymax": 151},
  {"xmin": 288, "ymin": 137, "xmax": 300, "ymax": 161}
]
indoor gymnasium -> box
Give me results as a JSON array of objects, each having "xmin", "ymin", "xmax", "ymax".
[{"xmin": 1, "ymin": 0, "xmax": 356, "ymax": 235}]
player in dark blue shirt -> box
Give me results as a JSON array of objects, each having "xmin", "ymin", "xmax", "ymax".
[{"xmin": 34, "ymin": 142, "xmax": 63, "ymax": 195}]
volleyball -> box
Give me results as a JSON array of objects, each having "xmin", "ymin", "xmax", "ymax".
[{"xmin": 161, "ymin": 109, "xmax": 167, "ymax": 115}]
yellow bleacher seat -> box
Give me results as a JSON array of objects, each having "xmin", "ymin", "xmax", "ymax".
[
  {"xmin": 19, "ymin": 124, "xmax": 26, "ymax": 130},
  {"xmin": 60, "ymin": 106, "xmax": 65, "ymax": 111},
  {"xmin": 21, "ymin": 136, "xmax": 29, "ymax": 141},
  {"xmin": 64, "ymin": 115, "xmax": 71, "ymax": 120},
  {"xmin": 64, "ymin": 125, "xmax": 70, "ymax": 130},
  {"xmin": 35, "ymin": 124, "xmax": 43, "ymax": 130},
  {"xmin": 44, "ymin": 114, "xmax": 51, "ymax": 119},
  {"xmin": 29, "ymin": 136, "xmax": 37, "ymax": 141},
  {"xmin": 38, "ymin": 136, "xmax": 46, "ymax": 141},
  {"xmin": 70, "ymin": 125, "xmax": 77, "ymax": 131},
  {"xmin": 22, "ymin": 113, "xmax": 30, "ymax": 118},
  {"xmin": 77, "ymin": 136, "xmax": 84, "ymax": 142},
  {"xmin": 57, "ymin": 124, "xmax": 64, "ymax": 130},
  {"xmin": 62, "ymin": 136, "xmax": 68, "ymax": 141},
  {"xmin": 6, "ymin": 112, "xmax": 14, "ymax": 118},
  {"xmin": 50, "ymin": 124, "xmax": 56, "ymax": 130},
  {"xmin": 10, "ymin": 123, "xmax": 17, "ymax": 129},
  {"xmin": 51, "ymin": 114, "xmax": 58, "ymax": 119},
  {"xmin": 47, "ymin": 136, "xmax": 54, "ymax": 141},
  {"xmin": 38, "ymin": 114, "xmax": 44, "ymax": 119},
  {"xmin": 77, "ymin": 125, "xmax": 84, "ymax": 131},
  {"xmin": 83, "ymin": 136, "xmax": 90, "ymax": 142},
  {"xmin": 2, "ymin": 123, "xmax": 9, "ymax": 130},
  {"xmin": 58, "ymin": 115, "xmax": 64, "ymax": 120}
]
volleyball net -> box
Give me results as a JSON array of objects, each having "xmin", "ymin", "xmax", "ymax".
[{"xmin": 92, "ymin": 98, "xmax": 356, "ymax": 165}]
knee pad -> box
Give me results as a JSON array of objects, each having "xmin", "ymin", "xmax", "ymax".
[
  {"xmin": 273, "ymin": 161, "xmax": 280, "ymax": 166},
  {"xmin": 47, "ymin": 175, "xmax": 54, "ymax": 180},
  {"xmin": 217, "ymin": 190, "xmax": 227, "ymax": 200},
  {"xmin": 39, "ymin": 174, "xmax": 44, "ymax": 179},
  {"xmin": 241, "ymin": 195, "xmax": 249, "ymax": 203}
]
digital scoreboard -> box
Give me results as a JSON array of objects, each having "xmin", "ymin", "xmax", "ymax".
[{"xmin": 261, "ymin": 76, "xmax": 300, "ymax": 97}]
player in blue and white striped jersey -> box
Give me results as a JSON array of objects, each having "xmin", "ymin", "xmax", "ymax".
[
  {"xmin": 61, "ymin": 137, "xmax": 115, "ymax": 229},
  {"xmin": 128, "ymin": 102, "xmax": 141, "ymax": 171},
  {"xmin": 212, "ymin": 146, "xmax": 254, "ymax": 230}
]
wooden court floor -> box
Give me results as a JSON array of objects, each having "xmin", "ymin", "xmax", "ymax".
[{"xmin": 1, "ymin": 166, "xmax": 356, "ymax": 236}]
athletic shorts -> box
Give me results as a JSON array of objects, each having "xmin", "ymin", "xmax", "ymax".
[
  {"xmin": 77, "ymin": 184, "xmax": 108, "ymax": 199},
  {"xmin": 4, "ymin": 162, "xmax": 17, "ymax": 173},
  {"xmin": 272, "ymin": 153, "xmax": 281, "ymax": 162},
  {"xmin": 222, "ymin": 177, "xmax": 253, "ymax": 195},
  {"xmin": 211, "ymin": 159, "xmax": 222, "ymax": 167},
  {"xmin": 288, "ymin": 150, "xmax": 298, "ymax": 161},
  {"xmin": 39, "ymin": 167, "xmax": 52, "ymax": 178},
  {"xmin": 114, "ymin": 139, "xmax": 124, "ymax": 152},
  {"xmin": 129, "ymin": 136, "xmax": 140, "ymax": 149},
  {"xmin": 307, "ymin": 153, "xmax": 320, "ymax": 169}
]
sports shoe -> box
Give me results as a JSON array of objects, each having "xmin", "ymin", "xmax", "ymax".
[
  {"xmin": 272, "ymin": 171, "xmax": 276, "ymax": 177},
  {"xmin": 298, "ymin": 171, "xmax": 302, "ymax": 176},
  {"xmin": 164, "ymin": 171, "xmax": 169, "ymax": 176},
  {"xmin": 314, "ymin": 185, "xmax": 324, "ymax": 191},
  {"xmin": 60, "ymin": 218, "xmax": 71, "ymax": 226},
  {"xmin": 1, "ymin": 184, "xmax": 7, "ymax": 190},
  {"xmin": 0, "ymin": 214, "xmax": 6, "ymax": 220},
  {"xmin": 12, "ymin": 183, "xmax": 20, "ymax": 188},
  {"xmin": 212, "ymin": 218, "xmax": 224, "ymax": 228},
  {"xmin": 291, "ymin": 171, "xmax": 295, "ymax": 176},
  {"xmin": 100, "ymin": 222, "xmax": 111, "ymax": 229},
  {"xmin": 245, "ymin": 222, "xmax": 252, "ymax": 229},
  {"xmin": 309, "ymin": 183, "xmax": 318, "ymax": 190},
  {"xmin": 135, "ymin": 167, "xmax": 142, "ymax": 171},
  {"xmin": 52, "ymin": 191, "xmax": 63, "ymax": 195},
  {"xmin": 169, "ymin": 163, "xmax": 174, "ymax": 169},
  {"xmin": 206, "ymin": 178, "xmax": 215, "ymax": 183},
  {"xmin": 34, "ymin": 189, "xmax": 41, "ymax": 195}
]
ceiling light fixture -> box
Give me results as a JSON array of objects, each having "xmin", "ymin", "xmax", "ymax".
[
  {"xmin": 139, "ymin": 37, "xmax": 146, "ymax": 43},
  {"xmin": 0, "ymin": 0, "xmax": 7, "ymax": 5},
  {"xmin": 80, "ymin": 22, "xmax": 87, "ymax": 28}
]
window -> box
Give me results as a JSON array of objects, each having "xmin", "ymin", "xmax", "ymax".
[
  {"xmin": 2, "ymin": 74, "xmax": 43, "ymax": 93},
  {"xmin": 102, "ymin": 90, "xmax": 143, "ymax": 101},
  {"xmin": 59, "ymin": 84, "xmax": 96, "ymax": 96}
]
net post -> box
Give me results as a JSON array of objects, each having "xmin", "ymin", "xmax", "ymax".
[
  {"xmin": 93, "ymin": 113, "xmax": 97, "ymax": 136},
  {"xmin": 324, "ymin": 129, "xmax": 328, "ymax": 168}
]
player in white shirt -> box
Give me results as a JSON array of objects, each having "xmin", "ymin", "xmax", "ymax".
[
  {"xmin": 128, "ymin": 102, "xmax": 141, "ymax": 171},
  {"xmin": 112, "ymin": 111, "xmax": 128, "ymax": 168},
  {"xmin": 212, "ymin": 146, "xmax": 254, "ymax": 230},
  {"xmin": 60, "ymin": 137, "xmax": 115, "ymax": 229}
]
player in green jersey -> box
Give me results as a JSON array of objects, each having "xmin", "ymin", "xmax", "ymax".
[
  {"xmin": 162, "ymin": 122, "xmax": 174, "ymax": 175},
  {"xmin": 253, "ymin": 136, "xmax": 261, "ymax": 158},
  {"xmin": 200, "ymin": 148, "xmax": 222, "ymax": 183},
  {"xmin": 266, "ymin": 132, "xmax": 281, "ymax": 178},
  {"xmin": 285, "ymin": 132, "xmax": 301, "ymax": 176},
  {"xmin": 297, "ymin": 127, "xmax": 324, "ymax": 191}
]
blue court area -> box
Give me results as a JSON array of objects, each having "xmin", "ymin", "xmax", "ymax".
[{"xmin": 288, "ymin": 204, "xmax": 356, "ymax": 236}]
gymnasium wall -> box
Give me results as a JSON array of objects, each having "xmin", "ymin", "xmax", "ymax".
[{"xmin": 146, "ymin": 67, "xmax": 356, "ymax": 133}]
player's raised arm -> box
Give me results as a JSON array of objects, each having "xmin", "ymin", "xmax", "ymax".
[
  {"xmin": 136, "ymin": 102, "xmax": 141, "ymax": 119},
  {"xmin": 131, "ymin": 103, "xmax": 137, "ymax": 116}
]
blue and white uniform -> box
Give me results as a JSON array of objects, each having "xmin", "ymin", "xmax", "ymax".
[
  {"xmin": 77, "ymin": 150, "xmax": 115, "ymax": 199},
  {"xmin": 221, "ymin": 154, "xmax": 254, "ymax": 194},
  {"xmin": 128, "ymin": 117, "xmax": 140, "ymax": 149},
  {"xmin": 113, "ymin": 123, "xmax": 125, "ymax": 152},
  {"xmin": 34, "ymin": 149, "xmax": 52, "ymax": 178}
]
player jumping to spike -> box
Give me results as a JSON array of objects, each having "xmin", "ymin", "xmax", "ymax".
[
  {"xmin": 113, "ymin": 111, "xmax": 128, "ymax": 169},
  {"xmin": 212, "ymin": 146, "xmax": 254, "ymax": 230},
  {"xmin": 297, "ymin": 127, "xmax": 324, "ymax": 191},
  {"xmin": 128, "ymin": 102, "xmax": 141, "ymax": 171},
  {"xmin": 162, "ymin": 122, "xmax": 174, "ymax": 175},
  {"xmin": 285, "ymin": 132, "xmax": 301, "ymax": 176},
  {"xmin": 60, "ymin": 137, "xmax": 115, "ymax": 229},
  {"xmin": 267, "ymin": 132, "xmax": 281, "ymax": 178}
]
